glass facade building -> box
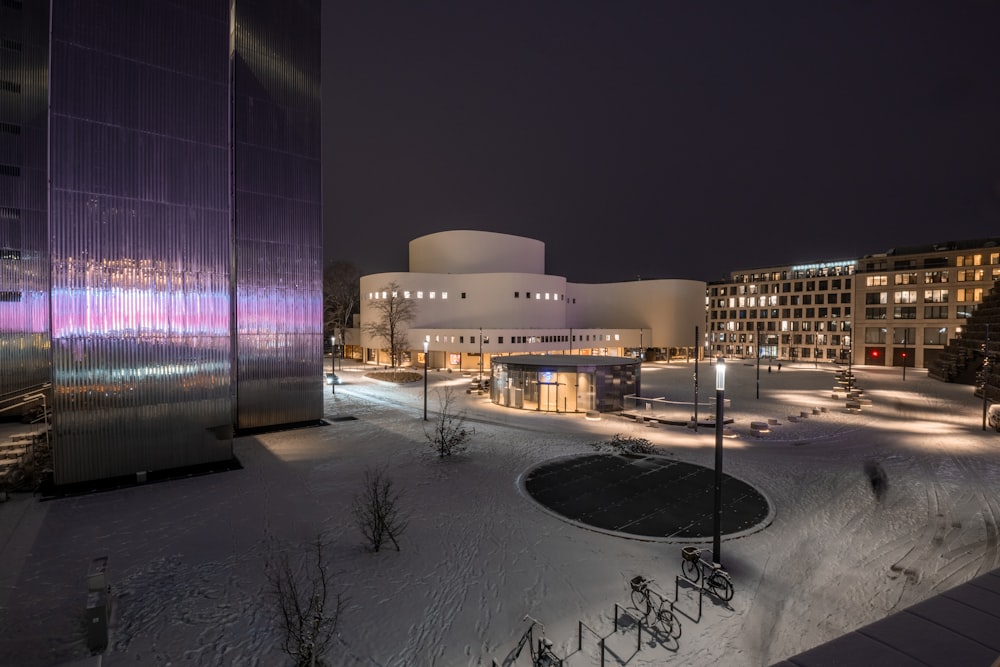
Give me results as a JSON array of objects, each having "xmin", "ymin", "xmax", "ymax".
[
  {"xmin": 1, "ymin": 0, "xmax": 322, "ymax": 485},
  {"xmin": 491, "ymin": 355, "xmax": 640, "ymax": 413}
]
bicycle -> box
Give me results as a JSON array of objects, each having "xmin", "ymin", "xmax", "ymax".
[
  {"xmin": 514, "ymin": 615, "xmax": 562, "ymax": 667},
  {"xmin": 628, "ymin": 575, "xmax": 678, "ymax": 636},
  {"xmin": 680, "ymin": 547, "xmax": 734, "ymax": 602}
]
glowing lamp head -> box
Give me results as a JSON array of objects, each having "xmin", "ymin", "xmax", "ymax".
[
  {"xmin": 716, "ymin": 357, "xmax": 726, "ymax": 391},
  {"xmin": 423, "ymin": 341, "xmax": 428, "ymax": 353}
]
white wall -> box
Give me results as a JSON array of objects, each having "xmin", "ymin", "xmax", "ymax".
[
  {"xmin": 567, "ymin": 279, "xmax": 706, "ymax": 348},
  {"xmin": 409, "ymin": 230, "xmax": 546, "ymax": 275}
]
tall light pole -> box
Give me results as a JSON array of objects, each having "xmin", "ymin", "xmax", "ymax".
[
  {"xmin": 713, "ymin": 357, "xmax": 726, "ymax": 566},
  {"xmin": 423, "ymin": 340, "xmax": 429, "ymax": 421},
  {"xmin": 330, "ymin": 336, "xmax": 336, "ymax": 396},
  {"xmin": 479, "ymin": 326, "xmax": 483, "ymax": 384},
  {"xmin": 983, "ymin": 323, "xmax": 991, "ymax": 431},
  {"xmin": 693, "ymin": 326, "xmax": 699, "ymax": 433},
  {"xmin": 902, "ymin": 328, "xmax": 908, "ymax": 381},
  {"xmin": 755, "ymin": 329, "xmax": 761, "ymax": 400}
]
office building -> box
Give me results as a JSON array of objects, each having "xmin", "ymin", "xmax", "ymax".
[{"xmin": 708, "ymin": 239, "xmax": 1000, "ymax": 370}]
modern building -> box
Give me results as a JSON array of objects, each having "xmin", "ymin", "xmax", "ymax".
[
  {"xmin": 708, "ymin": 238, "xmax": 1000, "ymax": 370},
  {"xmin": 490, "ymin": 354, "xmax": 640, "ymax": 413},
  {"xmin": 1, "ymin": 0, "xmax": 323, "ymax": 485},
  {"xmin": 358, "ymin": 230, "xmax": 707, "ymax": 378}
]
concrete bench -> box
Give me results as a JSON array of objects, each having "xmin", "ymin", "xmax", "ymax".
[{"xmin": 846, "ymin": 400, "xmax": 862, "ymax": 412}]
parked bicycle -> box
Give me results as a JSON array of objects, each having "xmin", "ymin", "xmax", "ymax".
[
  {"xmin": 628, "ymin": 575, "xmax": 678, "ymax": 636},
  {"xmin": 514, "ymin": 615, "xmax": 562, "ymax": 667},
  {"xmin": 680, "ymin": 547, "xmax": 734, "ymax": 602}
]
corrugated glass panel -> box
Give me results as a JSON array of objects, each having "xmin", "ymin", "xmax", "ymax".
[
  {"xmin": 234, "ymin": 0, "xmax": 323, "ymax": 429},
  {"xmin": 49, "ymin": 1, "xmax": 233, "ymax": 484},
  {"xmin": 0, "ymin": 2, "xmax": 49, "ymax": 397}
]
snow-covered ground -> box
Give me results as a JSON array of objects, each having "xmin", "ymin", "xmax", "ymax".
[{"xmin": 2, "ymin": 359, "xmax": 999, "ymax": 666}]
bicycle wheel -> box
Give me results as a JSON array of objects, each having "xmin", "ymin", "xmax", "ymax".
[
  {"xmin": 630, "ymin": 587, "xmax": 648, "ymax": 616},
  {"xmin": 655, "ymin": 605, "xmax": 677, "ymax": 637},
  {"xmin": 681, "ymin": 558, "xmax": 700, "ymax": 583},
  {"xmin": 708, "ymin": 572, "xmax": 734, "ymax": 602}
]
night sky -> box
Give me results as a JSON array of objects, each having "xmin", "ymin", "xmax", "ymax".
[{"xmin": 322, "ymin": 2, "xmax": 1000, "ymax": 284}]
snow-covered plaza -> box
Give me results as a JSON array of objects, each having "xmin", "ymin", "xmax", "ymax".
[{"xmin": 2, "ymin": 359, "xmax": 999, "ymax": 666}]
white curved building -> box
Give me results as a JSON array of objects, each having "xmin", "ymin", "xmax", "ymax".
[{"xmin": 359, "ymin": 231, "xmax": 706, "ymax": 375}]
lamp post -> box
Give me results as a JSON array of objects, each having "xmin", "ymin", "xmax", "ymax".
[
  {"xmin": 713, "ymin": 357, "xmax": 726, "ymax": 566},
  {"xmin": 330, "ymin": 336, "xmax": 336, "ymax": 396},
  {"xmin": 423, "ymin": 340, "xmax": 429, "ymax": 421},
  {"xmin": 479, "ymin": 326, "xmax": 483, "ymax": 385},
  {"xmin": 755, "ymin": 330, "xmax": 761, "ymax": 400},
  {"xmin": 983, "ymin": 323, "xmax": 991, "ymax": 431},
  {"xmin": 693, "ymin": 326, "xmax": 699, "ymax": 433}
]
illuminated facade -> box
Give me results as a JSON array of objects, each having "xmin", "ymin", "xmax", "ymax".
[
  {"xmin": 708, "ymin": 239, "xmax": 1000, "ymax": 369},
  {"xmin": 360, "ymin": 231, "xmax": 707, "ymax": 373},
  {"xmin": 1, "ymin": 1, "xmax": 322, "ymax": 484}
]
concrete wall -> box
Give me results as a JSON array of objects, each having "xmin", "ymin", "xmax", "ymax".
[{"xmin": 409, "ymin": 230, "xmax": 545, "ymax": 275}]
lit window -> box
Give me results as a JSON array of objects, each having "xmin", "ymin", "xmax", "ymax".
[
  {"xmin": 391, "ymin": 291, "xmax": 397, "ymax": 297},
  {"xmin": 403, "ymin": 291, "xmax": 411, "ymax": 298},
  {"xmin": 441, "ymin": 292, "xmax": 448, "ymax": 299},
  {"xmin": 381, "ymin": 291, "xmax": 387, "ymax": 299},
  {"xmin": 614, "ymin": 334, "xmax": 620, "ymax": 341},
  {"xmin": 429, "ymin": 292, "xmax": 436, "ymax": 299},
  {"xmin": 545, "ymin": 293, "xmax": 550, "ymax": 300},
  {"xmin": 417, "ymin": 291, "xmax": 423, "ymax": 298}
]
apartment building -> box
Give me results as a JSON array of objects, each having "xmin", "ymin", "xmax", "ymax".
[{"xmin": 708, "ymin": 238, "xmax": 1000, "ymax": 369}]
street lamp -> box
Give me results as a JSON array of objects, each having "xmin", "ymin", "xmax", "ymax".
[
  {"xmin": 713, "ymin": 356, "xmax": 726, "ymax": 566},
  {"xmin": 330, "ymin": 336, "xmax": 336, "ymax": 396},
  {"xmin": 693, "ymin": 326, "xmax": 699, "ymax": 433},
  {"xmin": 423, "ymin": 340, "xmax": 429, "ymax": 421}
]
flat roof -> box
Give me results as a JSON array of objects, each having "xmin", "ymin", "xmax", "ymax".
[{"xmin": 492, "ymin": 354, "xmax": 638, "ymax": 368}]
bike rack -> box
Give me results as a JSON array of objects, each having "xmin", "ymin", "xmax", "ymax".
[
  {"xmin": 612, "ymin": 603, "xmax": 644, "ymax": 654},
  {"xmin": 578, "ymin": 619, "xmax": 607, "ymax": 667},
  {"xmin": 673, "ymin": 575, "xmax": 706, "ymax": 623}
]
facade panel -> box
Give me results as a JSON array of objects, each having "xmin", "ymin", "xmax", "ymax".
[
  {"xmin": 48, "ymin": 1, "xmax": 233, "ymax": 484},
  {"xmin": 233, "ymin": 0, "xmax": 323, "ymax": 429},
  {"xmin": 0, "ymin": 1, "xmax": 49, "ymax": 397}
]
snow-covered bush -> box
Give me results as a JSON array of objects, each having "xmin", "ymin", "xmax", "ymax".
[{"xmin": 593, "ymin": 433, "xmax": 655, "ymax": 455}]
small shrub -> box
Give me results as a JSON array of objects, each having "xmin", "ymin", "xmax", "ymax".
[{"xmin": 593, "ymin": 433, "xmax": 655, "ymax": 455}]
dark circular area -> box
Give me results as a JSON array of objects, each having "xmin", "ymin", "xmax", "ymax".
[{"xmin": 523, "ymin": 454, "xmax": 771, "ymax": 540}]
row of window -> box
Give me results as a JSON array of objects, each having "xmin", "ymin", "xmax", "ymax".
[
  {"xmin": 863, "ymin": 327, "xmax": 948, "ymax": 345},
  {"xmin": 368, "ymin": 290, "xmax": 570, "ymax": 302},
  {"xmin": 716, "ymin": 332, "xmax": 850, "ymax": 346},
  {"xmin": 713, "ymin": 292, "xmax": 851, "ymax": 308},
  {"xmin": 425, "ymin": 332, "xmax": 619, "ymax": 346},
  {"xmin": 712, "ymin": 307, "xmax": 851, "ymax": 320},
  {"xmin": 864, "ymin": 305, "xmax": 977, "ymax": 320},
  {"xmin": 732, "ymin": 262, "xmax": 856, "ymax": 283},
  {"xmin": 715, "ymin": 320, "xmax": 851, "ymax": 333},
  {"xmin": 714, "ymin": 278, "xmax": 852, "ymax": 296}
]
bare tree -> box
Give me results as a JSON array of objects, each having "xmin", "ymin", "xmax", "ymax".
[
  {"xmin": 266, "ymin": 534, "xmax": 345, "ymax": 667},
  {"xmin": 323, "ymin": 261, "xmax": 360, "ymax": 357},
  {"xmin": 425, "ymin": 386, "xmax": 473, "ymax": 457},
  {"xmin": 363, "ymin": 281, "xmax": 416, "ymax": 369},
  {"xmin": 352, "ymin": 465, "xmax": 408, "ymax": 552}
]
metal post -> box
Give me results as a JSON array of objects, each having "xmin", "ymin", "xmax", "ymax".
[
  {"xmin": 713, "ymin": 357, "xmax": 725, "ymax": 565},
  {"xmin": 902, "ymin": 328, "xmax": 908, "ymax": 381},
  {"xmin": 423, "ymin": 341, "xmax": 429, "ymax": 421},
  {"xmin": 984, "ymin": 323, "xmax": 991, "ymax": 431},
  {"xmin": 479, "ymin": 326, "xmax": 483, "ymax": 384},
  {"xmin": 755, "ymin": 337, "xmax": 760, "ymax": 400},
  {"xmin": 693, "ymin": 326, "xmax": 699, "ymax": 432}
]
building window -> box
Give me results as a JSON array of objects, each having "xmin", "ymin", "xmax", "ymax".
[
  {"xmin": 470, "ymin": 336, "xmax": 475, "ymax": 343},
  {"xmin": 526, "ymin": 292, "xmax": 531, "ymax": 299},
  {"xmin": 514, "ymin": 292, "xmax": 519, "ymax": 298},
  {"xmin": 894, "ymin": 273, "xmax": 918, "ymax": 285},
  {"xmin": 865, "ymin": 327, "xmax": 887, "ymax": 344},
  {"xmin": 894, "ymin": 291, "xmax": 917, "ymax": 304},
  {"xmin": 461, "ymin": 292, "xmax": 466, "ymax": 298},
  {"xmin": 924, "ymin": 289, "xmax": 948, "ymax": 303},
  {"xmin": 459, "ymin": 336, "xmax": 464, "ymax": 343},
  {"xmin": 441, "ymin": 292, "xmax": 448, "ymax": 299},
  {"xmin": 924, "ymin": 327, "xmax": 948, "ymax": 345},
  {"xmin": 866, "ymin": 307, "xmax": 887, "ymax": 319},
  {"xmin": 498, "ymin": 336, "xmax": 503, "ymax": 344},
  {"xmin": 865, "ymin": 292, "xmax": 887, "ymax": 305},
  {"xmin": 0, "ymin": 164, "xmax": 21, "ymax": 177},
  {"xmin": 866, "ymin": 275, "xmax": 888, "ymax": 287},
  {"xmin": 403, "ymin": 291, "xmax": 411, "ymax": 298},
  {"xmin": 924, "ymin": 305, "xmax": 948, "ymax": 319},
  {"xmin": 956, "ymin": 254, "xmax": 982, "ymax": 267},
  {"xmin": 957, "ymin": 288, "xmax": 984, "ymax": 302},
  {"xmin": 893, "ymin": 307, "xmax": 916, "ymax": 319}
]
